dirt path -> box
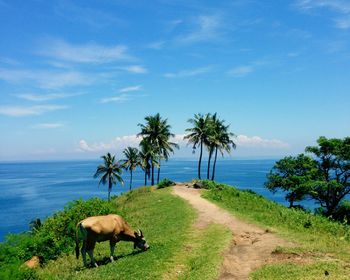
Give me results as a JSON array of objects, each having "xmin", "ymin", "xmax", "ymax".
[{"xmin": 172, "ymin": 184, "xmax": 291, "ymax": 280}]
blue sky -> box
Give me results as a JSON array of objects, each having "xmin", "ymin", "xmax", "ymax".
[{"xmin": 0, "ymin": 0, "xmax": 349, "ymax": 161}]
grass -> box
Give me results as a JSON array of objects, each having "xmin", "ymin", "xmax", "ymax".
[
  {"xmin": 163, "ymin": 223, "xmax": 232, "ymax": 280},
  {"xmin": 202, "ymin": 182, "xmax": 350, "ymax": 279},
  {"xmin": 33, "ymin": 186, "xmax": 230, "ymax": 280},
  {"xmin": 251, "ymin": 261, "xmax": 350, "ymax": 280}
]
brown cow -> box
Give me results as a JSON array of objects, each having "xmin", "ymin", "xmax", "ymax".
[{"xmin": 75, "ymin": 214, "xmax": 149, "ymax": 267}]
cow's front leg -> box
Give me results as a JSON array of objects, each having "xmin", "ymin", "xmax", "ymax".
[{"xmin": 109, "ymin": 239, "xmax": 117, "ymax": 262}]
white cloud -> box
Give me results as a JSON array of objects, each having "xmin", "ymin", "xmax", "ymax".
[
  {"xmin": 295, "ymin": 0, "xmax": 350, "ymax": 13},
  {"xmin": 15, "ymin": 92, "xmax": 83, "ymax": 102},
  {"xmin": 39, "ymin": 38, "xmax": 132, "ymax": 64},
  {"xmin": 100, "ymin": 85, "xmax": 143, "ymax": 103},
  {"xmin": 164, "ymin": 66, "xmax": 212, "ymax": 78},
  {"xmin": 78, "ymin": 135, "xmax": 141, "ymax": 152},
  {"xmin": 235, "ymin": 135, "xmax": 290, "ymax": 149},
  {"xmin": 78, "ymin": 133, "xmax": 289, "ymax": 154},
  {"xmin": 228, "ymin": 59, "xmax": 271, "ymax": 78},
  {"xmin": 32, "ymin": 123, "xmax": 65, "ymax": 129},
  {"xmin": 78, "ymin": 134, "xmax": 186, "ymax": 153},
  {"xmin": 0, "ymin": 105, "xmax": 67, "ymax": 117},
  {"xmin": 54, "ymin": 1, "xmax": 124, "ymax": 29},
  {"xmin": 147, "ymin": 41, "xmax": 165, "ymax": 50},
  {"xmin": 122, "ymin": 65, "xmax": 148, "ymax": 74},
  {"xmin": 119, "ymin": 85, "xmax": 142, "ymax": 93},
  {"xmin": 175, "ymin": 15, "xmax": 223, "ymax": 44},
  {"xmin": 228, "ymin": 65, "xmax": 254, "ymax": 77},
  {"xmin": 335, "ymin": 17, "xmax": 350, "ymax": 29},
  {"xmin": 0, "ymin": 57, "xmax": 19, "ymax": 65},
  {"xmin": 100, "ymin": 94, "xmax": 131, "ymax": 104},
  {"xmin": 0, "ymin": 68, "xmax": 91, "ymax": 89},
  {"xmin": 295, "ymin": 0, "xmax": 350, "ymax": 29}
]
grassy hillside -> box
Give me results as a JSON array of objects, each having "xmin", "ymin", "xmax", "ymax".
[
  {"xmin": 202, "ymin": 181, "xmax": 350, "ymax": 279},
  {"xmin": 0, "ymin": 186, "xmax": 230, "ymax": 280},
  {"xmin": 3, "ymin": 181, "xmax": 350, "ymax": 279}
]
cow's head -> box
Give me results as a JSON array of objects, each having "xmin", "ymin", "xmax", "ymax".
[{"xmin": 134, "ymin": 229, "xmax": 149, "ymax": 251}]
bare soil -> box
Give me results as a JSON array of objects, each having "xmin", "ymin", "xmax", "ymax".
[{"xmin": 172, "ymin": 184, "xmax": 298, "ymax": 280}]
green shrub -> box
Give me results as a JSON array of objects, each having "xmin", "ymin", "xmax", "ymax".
[
  {"xmin": 332, "ymin": 200, "xmax": 350, "ymax": 224},
  {"xmin": 0, "ymin": 262, "xmax": 38, "ymax": 280},
  {"xmin": 199, "ymin": 180, "xmax": 225, "ymax": 190},
  {"xmin": 157, "ymin": 178, "xmax": 175, "ymax": 189},
  {"xmin": 0, "ymin": 197, "xmax": 116, "ymax": 268}
]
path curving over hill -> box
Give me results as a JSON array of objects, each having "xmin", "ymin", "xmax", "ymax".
[{"xmin": 172, "ymin": 184, "xmax": 291, "ymax": 280}]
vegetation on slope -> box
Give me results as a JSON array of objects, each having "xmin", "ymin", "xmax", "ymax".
[
  {"xmin": 202, "ymin": 181, "xmax": 350, "ymax": 279},
  {"xmin": 0, "ymin": 186, "xmax": 231, "ymax": 280}
]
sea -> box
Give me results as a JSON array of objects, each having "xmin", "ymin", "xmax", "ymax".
[{"xmin": 0, "ymin": 159, "xmax": 309, "ymax": 242}]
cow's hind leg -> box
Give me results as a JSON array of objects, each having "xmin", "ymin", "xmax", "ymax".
[
  {"xmin": 86, "ymin": 240, "xmax": 97, "ymax": 267},
  {"xmin": 81, "ymin": 240, "xmax": 88, "ymax": 267},
  {"xmin": 109, "ymin": 240, "xmax": 117, "ymax": 262}
]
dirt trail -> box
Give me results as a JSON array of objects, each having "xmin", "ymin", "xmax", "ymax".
[{"xmin": 172, "ymin": 184, "xmax": 291, "ymax": 280}]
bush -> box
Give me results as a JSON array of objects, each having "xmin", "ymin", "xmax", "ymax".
[
  {"xmin": 332, "ymin": 200, "xmax": 350, "ymax": 224},
  {"xmin": 0, "ymin": 197, "xmax": 116, "ymax": 268},
  {"xmin": 157, "ymin": 178, "xmax": 175, "ymax": 189},
  {"xmin": 198, "ymin": 180, "xmax": 225, "ymax": 190},
  {"xmin": 0, "ymin": 262, "xmax": 38, "ymax": 280}
]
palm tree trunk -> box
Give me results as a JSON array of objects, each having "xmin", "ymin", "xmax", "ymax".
[
  {"xmin": 151, "ymin": 158, "xmax": 155, "ymax": 185},
  {"xmin": 211, "ymin": 146, "xmax": 218, "ymax": 181},
  {"xmin": 108, "ymin": 178, "xmax": 112, "ymax": 202},
  {"xmin": 207, "ymin": 147, "xmax": 213, "ymax": 179},
  {"xmin": 130, "ymin": 170, "xmax": 133, "ymax": 191},
  {"xmin": 144, "ymin": 170, "xmax": 147, "ymax": 186},
  {"xmin": 198, "ymin": 140, "xmax": 203, "ymax": 179},
  {"xmin": 157, "ymin": 160, "xmax": 161, "ymax": 184}
]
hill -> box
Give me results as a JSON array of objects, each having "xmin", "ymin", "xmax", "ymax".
[{"xmin": 1, "ymin": 182, "xmax": 350, "ymax": 279}]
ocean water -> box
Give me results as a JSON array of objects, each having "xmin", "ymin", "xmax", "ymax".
[{"xmin": 0, "ymin": 159, "xmax": 291, "ymax": 241}]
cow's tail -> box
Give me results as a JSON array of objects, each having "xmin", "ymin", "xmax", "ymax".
[{"xmin": 75, "ymin": 222, "xmax": 82, "ymax": 259}]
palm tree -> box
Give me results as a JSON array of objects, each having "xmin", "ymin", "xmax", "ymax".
[
  {"xmin": 121, "ymin": 147, "xmax": 141, "ymax": 191},
  {"xmin": 138, "ymin": 113, "xmax": 178, "ymax": 185},
  {"xmin": 94, "ymin": 152, "xmax": 124, "ymax": 201},
  {"xmin": 205, "ymin": 113, "xmax": 218, "ymax": 180},
  {"xmin": 210, "ymin": 118, "xmax": 236, "ymax": 181},
  {"xmin": 139, "ymin": 138, "xmax": 157, "ymax": 186},
  {"xmin": 184, "ymin": 113, "xmax": 211, "ymax": 179}
]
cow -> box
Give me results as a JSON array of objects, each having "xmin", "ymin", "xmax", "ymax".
[{"xmin": 75, "ymin": 214, "xmax": 149, "ymax": 267}]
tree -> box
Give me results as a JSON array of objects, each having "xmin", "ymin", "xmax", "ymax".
[
  {"xmin": 139, "ymin": 139, "xmax": 152, "ymax": 186},
  {"xmin": 121, "ymin": 147, "xmax": 141, "ymax": 191},
  {"xmin": 265, "ymin": 154, "xmax": 319, "ymax": 208},
  {"xmin": 184, "ymin": 113, "xmax": 211, "ymax": 179},
  {"xmin": 205, "ymin": 113, "xmax": 216, "ymax": 180},
  {"xmin": 94, "ymin": 152, "xmax": 124, "ymax": 201},
  {"xmin": 210, "ymin": 117, "xmax": 236, "ymax": 181},
  {"xmin": 305, "ymin": 136, "xmax": 350, "ymax": 216},
  {"xmin": 138, "ymin": 113, "xmax": 178, "ymax": 185}
]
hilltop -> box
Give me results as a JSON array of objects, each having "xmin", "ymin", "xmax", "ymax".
[{"xmin": 1, "ymin": 182, "xmax": 350, "ymax": 279}]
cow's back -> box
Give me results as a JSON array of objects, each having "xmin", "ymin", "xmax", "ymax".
[{"xmin": 81, "ymin": 214, "xmax": 126, "ymax": 240}]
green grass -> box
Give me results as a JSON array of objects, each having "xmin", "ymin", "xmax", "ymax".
[
  {"xmin": 36, "ymin": 187, "xmax": 196, "ymax": 279},
  {"xmin": 202, "ymin": 182, "xmax": 350, "ymax": 279},
  {"xmin": 32, "ymin": 186, "xmax": 231, "ymax": 280},
  {"xmin": 163, "ymin": 223, "xmax": 232, "ymax": 280},
  {"xmin": 251, "ymin": 261, "xmax": 350, "ymax": 280},
  {"xmin": 177, "ymin": 224, "xmax": 231, "ymax": 280}
]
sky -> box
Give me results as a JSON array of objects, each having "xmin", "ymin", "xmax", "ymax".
[{"xmin": 0, "ymin": 0, "xmax": 349, "ymax": 161}]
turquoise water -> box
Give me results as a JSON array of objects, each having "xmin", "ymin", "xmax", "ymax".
[{"xmin": 0, "ymin": 159, "xmax": 291, "ymax": 241}]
